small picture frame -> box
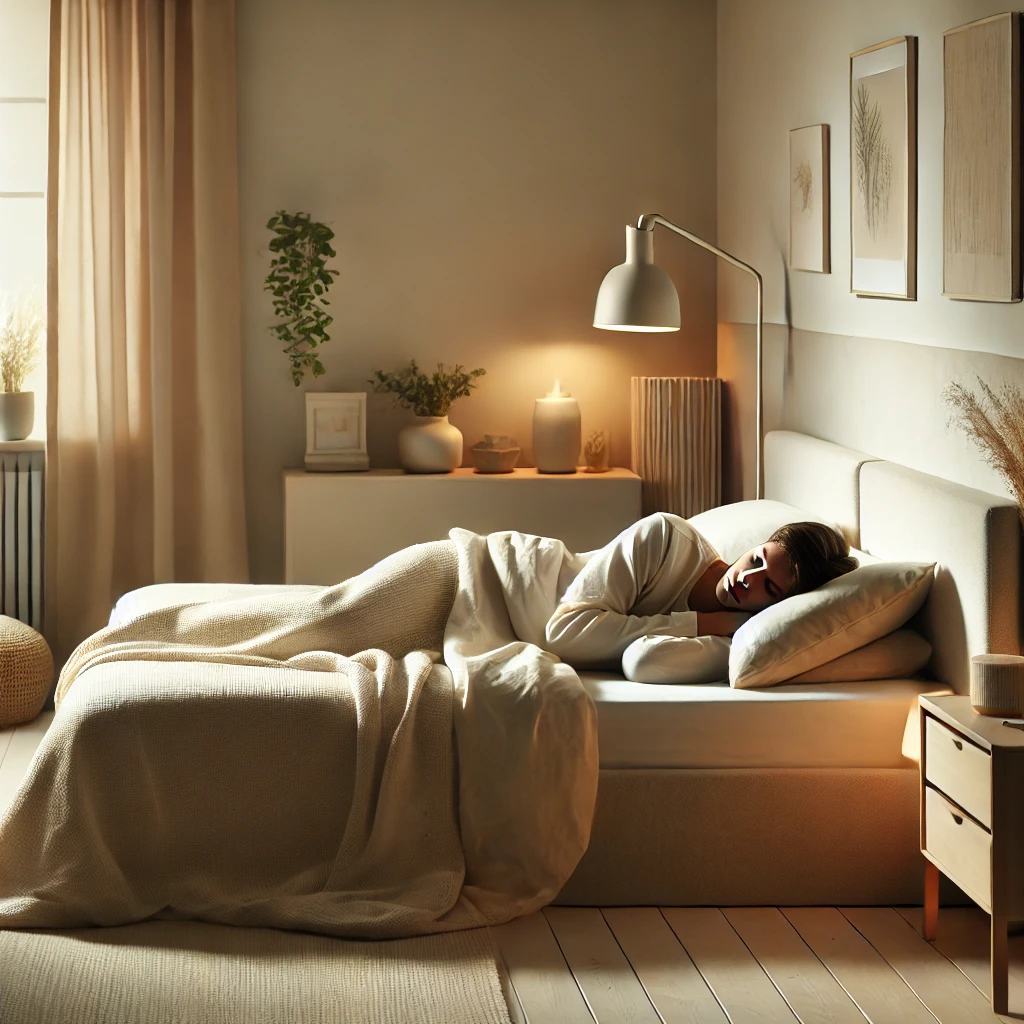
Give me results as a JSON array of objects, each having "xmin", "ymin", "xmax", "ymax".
[{"xmin": 304, "ymin": 392, "xmax": 369, "ymax": 472}]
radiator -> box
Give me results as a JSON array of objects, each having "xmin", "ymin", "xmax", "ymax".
[
  {"xmin": 0, "ymin": 451, "xmax": 44, "ymax": 630},
  {"xmin": 630, "ymin": 376, "xmax": 722, "ymax": 519}
]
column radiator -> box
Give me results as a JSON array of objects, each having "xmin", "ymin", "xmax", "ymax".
[
  {"xmin": 0, "ymin": 451, "xmax": 43, "ymax": 630},
  {"xmin": 630, "ymin": 376, "xmax": 722, "ymax": 519}
]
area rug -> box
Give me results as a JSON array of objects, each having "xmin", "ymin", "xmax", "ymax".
[{"xmin": 0, "ymin": 921, "xmax": 511, "ymax": 1023}]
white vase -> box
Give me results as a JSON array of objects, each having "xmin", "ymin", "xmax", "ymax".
[
  {"xmin": 398, "ymin": 415, "xmax": 463, "ymax": 473},
  {"xmin": 0, "ymin": 392, "xmax": 34, "ymax": 442}
]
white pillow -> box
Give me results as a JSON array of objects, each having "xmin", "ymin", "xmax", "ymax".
[
  {"xmin": 688, "ymin": 500, "xmax": 838, "ymax": 564},
  {"xmin": 730, "ymin": 561, "xmax": 935, "ymax": 689},
  {"xmin": 787, "ymin": 629, "xmax": 932, "ymax": 683}
]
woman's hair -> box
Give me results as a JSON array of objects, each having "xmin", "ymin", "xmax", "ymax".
[{"xmin": 768, "ymin": 521, "xmax": 858, "ymax": 596}]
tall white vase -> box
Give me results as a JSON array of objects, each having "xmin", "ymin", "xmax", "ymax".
[{"xmin": 398, "ymin": 415, "xmax": 463, "ymax": 473}]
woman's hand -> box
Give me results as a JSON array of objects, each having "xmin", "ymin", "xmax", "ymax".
[{"xmin": 695, "ymin": 611, "xmax": 752, "ymax": 637}]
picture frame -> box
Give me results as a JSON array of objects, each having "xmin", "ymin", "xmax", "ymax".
[
  {"xmin": 304, "ymin": 392, "xmax": 369, "ymax": 472},
  {"xmin": 943, "ymin": 13, "xmax": 1022, "ymax": 302},
  {"xmin": 789, "ymin": 124, "xmax": 830, "ymax": 273},
  {"xmin": 849, "ymin": 36, "xmax": 917, "ymax": 299}
]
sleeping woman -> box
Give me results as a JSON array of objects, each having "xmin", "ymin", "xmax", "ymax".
[{"xmin": 538, "ymin": 513, "xmax": 857, "ymax": 683}]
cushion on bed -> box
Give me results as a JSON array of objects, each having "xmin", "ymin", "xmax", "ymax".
[
  {"xmin": 729, "ymin": 561, "xmax": 935, "ymax": 689},
  {"xmin": 688, "ymin": 499, "xmax": 837, "ymax": 564},
  {"xmin": 787, "ymin": 628, "xmax": 931, "ymax": 683}
]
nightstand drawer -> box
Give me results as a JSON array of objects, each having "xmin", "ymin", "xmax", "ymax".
[
  {"xmin": 924, "ymin": 715, "xmax": 992, "ymax": 828},
  {"xmin": 924, "ymin": 786, "xmax": 992, "ymax": 907}
]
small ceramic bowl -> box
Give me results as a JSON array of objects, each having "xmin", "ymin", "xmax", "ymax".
[{"xmin": 470, "ymin": 436, "xmax": 521, "ymax": 474}]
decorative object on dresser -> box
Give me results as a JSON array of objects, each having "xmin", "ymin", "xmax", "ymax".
[
  {"xmin": 970, "ymin": 654, "xmax": 1024, "ymax": 716},
  {"xmin": 582, "ymin": 430, "xmax": 609, "ymax": 473},
  {"xmin": 264, "ymin": 211, "xmax": 340, "ymax": 386},
  {"xmin": 594, "ymin": 215, "xmax": 765, "ymax": 497},
  {"xmin": 532, "ymin": 380, "xmax": 581, "ymax": 473},
  {"xmin": 919, "ymin": 694, "xmax": 1024, "ymax": 1014},
  {"xmin": 283, "ymin": 466, "xmax": 641, "ymax": 584},
  {"xmin": 0, "ymin": 615, "xmax": 52, "ymax": 727},
  {"xmin": 370, "ymin": 360, "xmax": 485, "ymax": 474},
  {"xmin": 630, "ymin": 376, "xmax": 721, "ymax": 517},
  {"xmin": 943, "ymin": 13, "xmax": 1021, "ymax": 302},
  {"xmin": 0, "ymin": 291, "xmax": 42, "ymax": 441},
  {"xmin": 304, "ymin": 392, "xmax": 368, "ymax": 472},
  {"xmin": 789, "ymin": 124, "xmax": 830, "ymax": 273},
  {"xmin": 469, "ymin": 435, "xmax": 520, "ymax": 474},
  {"xmin": 850, "ymin": 36, "xmax": 918, "ymax": 300}
]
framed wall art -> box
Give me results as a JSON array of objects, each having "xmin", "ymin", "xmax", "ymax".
[
  {"xmin": 304, "ymin": 392, "xmax": 369, "ymax": 472},
  {"xmin": 850, "ymin": 36, "xmax": 917, "ymax": 299},
  {"xmin": 943, "ymin": 13, "xmax": 1022, "ymax": 302},
  {"xmin": 789, "ymin": 124, "xmax": 830, "ymax": 273}
]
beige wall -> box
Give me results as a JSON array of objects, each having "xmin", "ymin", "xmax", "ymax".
[
  {"xmin": 718, "ymin": 0, "xmax": 1024, "ymax": 501},
  {"xmin": 238, "ymin": 0, "xmax": 717, "ymax": 582}
]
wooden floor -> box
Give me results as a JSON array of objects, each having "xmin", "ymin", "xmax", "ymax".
[
  {"xmin": 492, "ymin": 906, "xmax": 1024, "ymax": 1023},
  {"xmin": 4, "ymin": 715, "xmax": 1020, "ymax": 1022}
]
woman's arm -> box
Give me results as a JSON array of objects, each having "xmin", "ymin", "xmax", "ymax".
[
  {"xmin": 544, "ymin": 514, "xmax": 701, "ymax": 667},
  {"xmin": 621, "ymin": 634, "xmax": 731, "ymax": 684}
]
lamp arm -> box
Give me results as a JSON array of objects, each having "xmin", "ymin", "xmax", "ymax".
[{"xmin": 636, "ymin": 213, "xmax": 765, "ymax": 500}]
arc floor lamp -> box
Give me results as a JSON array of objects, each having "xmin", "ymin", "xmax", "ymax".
[{"xmin": 593, "ymin": 213, "xmax": 765, "ymax": 499}]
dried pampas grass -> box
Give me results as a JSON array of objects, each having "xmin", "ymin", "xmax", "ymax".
[
  {"xmin": 0, "ymin": 292, "xmax": 43, "ymax": 394},
  {"xmin": 944, "ymin": 377, "xmax": 1024, "ymax": 528}
]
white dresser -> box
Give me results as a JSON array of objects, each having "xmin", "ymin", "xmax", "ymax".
[{"xmin": 283, "ymin": 467, "xmax": 642, "ymax": 584}]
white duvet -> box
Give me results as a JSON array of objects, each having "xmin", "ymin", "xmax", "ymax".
[{"xmin": 0, "ymin": 533, "xmax": 598, "ymax": 938}]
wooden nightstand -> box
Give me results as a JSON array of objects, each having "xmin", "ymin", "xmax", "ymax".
[{"xmin": 919, "ymin": 694, "xmax": 1024, "ymax": 1013}]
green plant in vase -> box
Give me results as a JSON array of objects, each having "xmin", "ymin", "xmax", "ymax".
[
  {"xmin": 264, "ymin": 210, "xmax": 340, "ymax": 386},
  {"xmin": 370, "ymin": 360, "xmax": 486, "ymax": 473}
]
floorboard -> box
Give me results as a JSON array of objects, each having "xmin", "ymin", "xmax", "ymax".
[
  {"xmin": 0, "ymin": 724, "xmax": 15, "ymax": 773},
  {"xmin": 662, "ymin": 907, "xmax": 799, "ymax": 1023},
  {"xmin": 491, "ymin": 913, "xmax": 595, "ymax": 1024},
  {"xmin": 723, "ymin": 907, "xmax": 867, "ymax": 1024},
  {"xmin": 842, "ymin": 906, "xmax": 1002, "ymax": 1023},
  {"xmin": 544, "ymin": 907, "xmax": 662, "ymax": 1023},
  {"xmin": 602, "ymin": 906, "xmax": 730, "ymax": 1024},
  {"xmin": 783, "ymin": 907, "xmax": 937, "ymax": 1024}
]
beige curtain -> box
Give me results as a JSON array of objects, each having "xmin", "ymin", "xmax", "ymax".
[{"xmin": 46, "ymin": 0, "xmax": 248, "ymax": 662}]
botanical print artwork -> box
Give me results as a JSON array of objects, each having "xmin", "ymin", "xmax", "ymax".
[
  {"xmin": 851, "ymin": 64, "xmax": 907, "ymax": 264},
  {"xmin": 314, "ymin": 404, "xmax": 360, "ymax": 451},
  {"xmin": 789, "ymin": 125, "xmax": 829, "ymax": 273}
]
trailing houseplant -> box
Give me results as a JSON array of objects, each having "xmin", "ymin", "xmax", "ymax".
[
  {"xmin": 0, "ymin": 291, "xmax": 43, "ymax": 441},
  {"xmin": 264, "ymin": 210, "xmax": 340, "ymax": 386},
  {"xmin": 945, "ymin": 377, "xmax": 1024, "ymax": 528},
  {"xmin": 370, "ymin": 360, "xmax": 486, "ymax": 473}
]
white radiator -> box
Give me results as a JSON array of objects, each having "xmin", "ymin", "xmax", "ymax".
[
  {"xmin": 631, "ymin": 376, "xmax": 722, "ymax": 519},
  {"xmin": 0, "ymin": 451, "xmax": 43, "ymax": 630}
]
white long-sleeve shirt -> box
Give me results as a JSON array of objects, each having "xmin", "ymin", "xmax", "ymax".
[{"xmin": 481, "ymin": 513, "xmax": 732, "ymax": 684}]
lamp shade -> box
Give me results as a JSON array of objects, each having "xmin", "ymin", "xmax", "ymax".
[{"xmin": 593, "ymin": 226, "xmax": 680, "ymax": 332}]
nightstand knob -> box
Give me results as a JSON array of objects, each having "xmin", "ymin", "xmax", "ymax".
[
  {"xmin": 953, "ymin": 738, "xmax": 963, "ymax": 751},
  {"xmin": 951, "ymin": 812, "xmax": 964, "ymax": 825}
]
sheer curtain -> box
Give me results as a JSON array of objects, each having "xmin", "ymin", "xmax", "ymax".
[{"xmin": 46, "ymin": 0, "xmax": 248, "ymax": 661}]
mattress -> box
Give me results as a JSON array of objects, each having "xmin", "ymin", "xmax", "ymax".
[{"xmin": 579, "ymin": 672, "xmax": 951, "ymax": 770}]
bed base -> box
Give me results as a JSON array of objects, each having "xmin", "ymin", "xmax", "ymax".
[{"xmin": 554, "ymin": 767, "xmax": 939, "ymax": 906}]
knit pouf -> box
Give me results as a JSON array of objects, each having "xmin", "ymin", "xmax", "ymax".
[{"xmin": 0, "ymin": 616, "xmax": 53, "ymax": 728}]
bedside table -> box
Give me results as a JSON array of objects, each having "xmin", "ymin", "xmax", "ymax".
[{"xmin": 919, "ymin": 693, "xmax": 1024, "ymax": 1013}]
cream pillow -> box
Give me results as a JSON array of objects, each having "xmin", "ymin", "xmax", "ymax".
[
  {"xmin": 729, "ymin": 561, "xmax": 935, "ymax": 689},
  {"xmin": 688, "ymin": 500, "xmax": 837, "ymax": 564},
  {"xmin": 787, "ymin": 629, "xmax": 932, "ymax": 683}
]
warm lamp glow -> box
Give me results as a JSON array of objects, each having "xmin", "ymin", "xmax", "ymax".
[{"xmin": 596, "ymin": 324, "xmax": 678, "ymax": 333}]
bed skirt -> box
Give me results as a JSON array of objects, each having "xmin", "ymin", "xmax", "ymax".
[{"xmin": 554, "ymin": 766, "xmax": 944, "ymax": 906}]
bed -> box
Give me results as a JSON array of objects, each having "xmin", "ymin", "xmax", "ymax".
[{"xmin": 553, "ymin": 430, "xmax": 1021, "ymax": 906}]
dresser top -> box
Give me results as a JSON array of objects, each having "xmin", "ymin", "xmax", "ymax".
[
  {"xmin": 921, "ymin": 694, "xmax": 1024, "ymax": 752},
  {"xmin": 284, "ymin": 467, "xmax": 640, "ymax": 481}
]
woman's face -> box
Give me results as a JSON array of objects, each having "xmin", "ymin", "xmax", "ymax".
[{"xmin": 716, "ymin": 541, "xmax": 796, "ymax": 613}]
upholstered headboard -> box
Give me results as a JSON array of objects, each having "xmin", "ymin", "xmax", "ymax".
[{"xmin": 765, "ymin": 430, "xmax": 1022, "ymax": 694}]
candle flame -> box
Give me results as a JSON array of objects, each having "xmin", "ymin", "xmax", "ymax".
[{"xmin": 552, "ymin": 379, "xmax": 562, "ymax": 396}]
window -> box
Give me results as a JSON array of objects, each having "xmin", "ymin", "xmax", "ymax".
[{"xmin": 0, "ymin": 0, "xmax": 50, "ymax": 440}]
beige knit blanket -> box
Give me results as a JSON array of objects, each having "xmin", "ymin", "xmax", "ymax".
[{"xmin": 0, "ymin": 536, "xmax": 598, "ymax": 937}]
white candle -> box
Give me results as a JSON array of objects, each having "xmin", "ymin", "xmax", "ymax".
[{"xmin": 533, "ymin": 380, "xmax": 581, "ymax": 474}]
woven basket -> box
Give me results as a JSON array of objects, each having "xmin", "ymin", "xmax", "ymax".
[
  {"xmin": 0, "ymin": 616, "xmax": 53, "ymax": 728},
  {"xmin": 970, "ymin": 654, "xmax": 1024, "ymax": 717}
]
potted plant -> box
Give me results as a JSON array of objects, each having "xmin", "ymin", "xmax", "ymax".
[
  {"xmin": 370, "ymin": 360, "xmax": 486, "ymax": 473},
  {"xmin": 0, "ymin": 293, "xmax": 42, "ymax": 441},
  {"xmin": 264, "ymin": 210, "xmax": 340, "ymax": 386}
]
